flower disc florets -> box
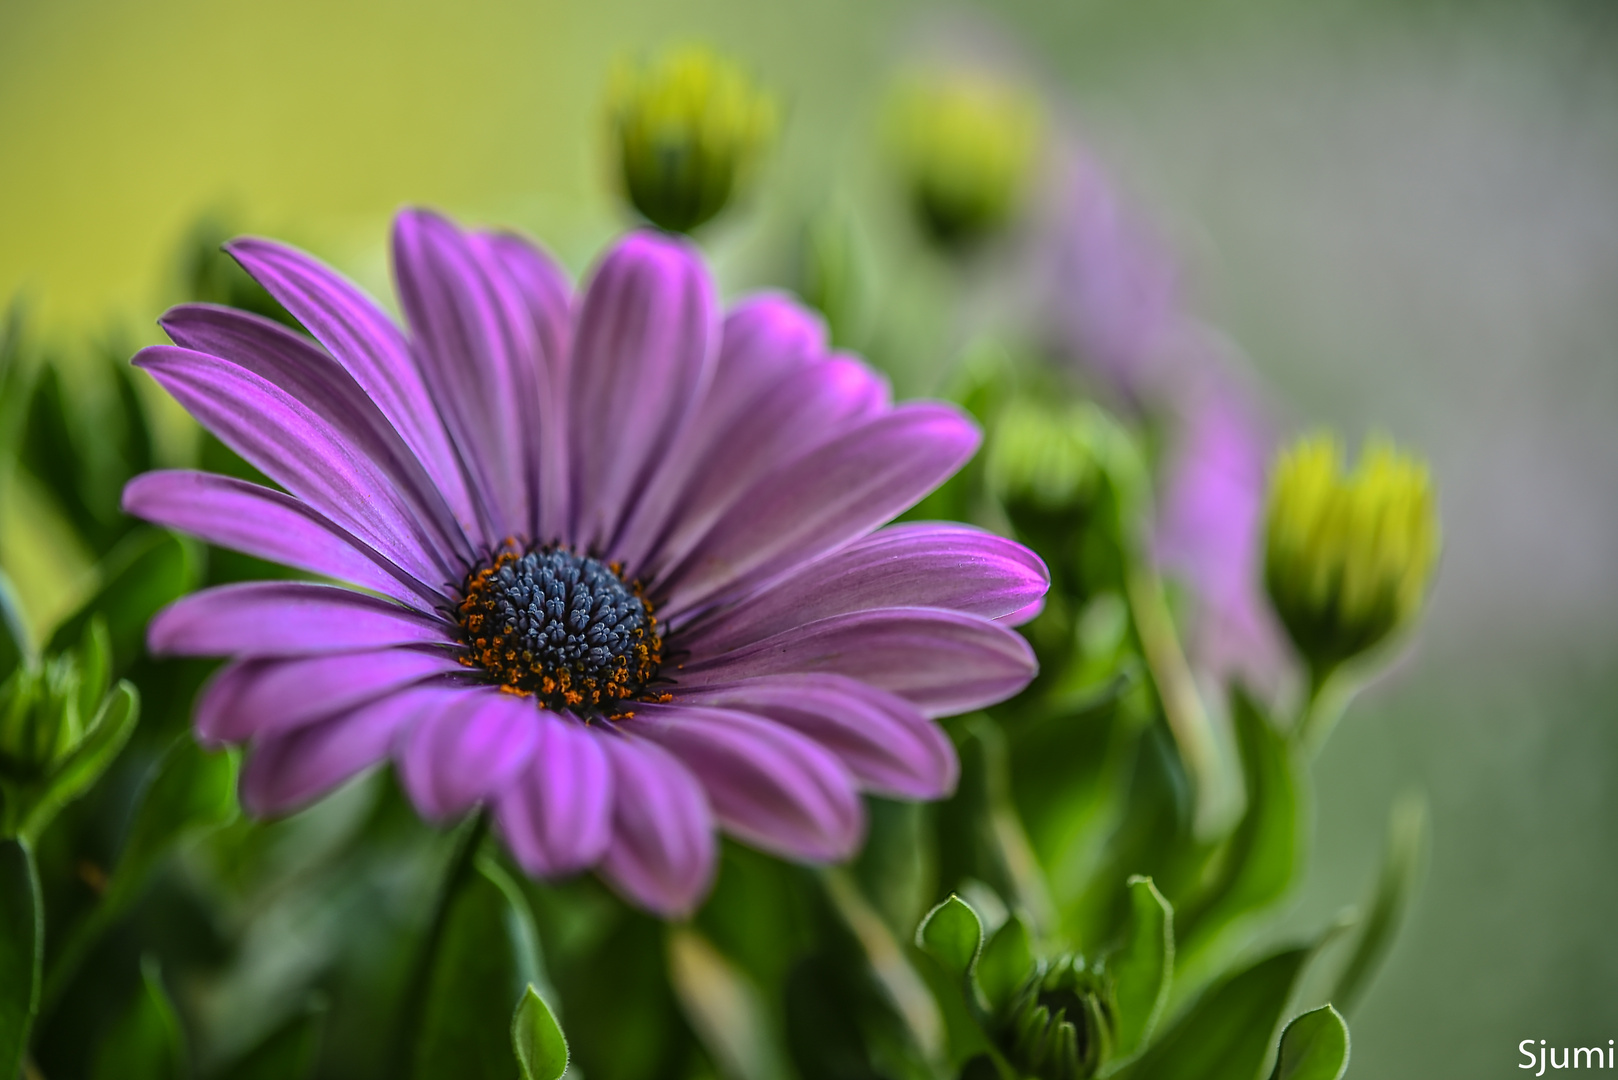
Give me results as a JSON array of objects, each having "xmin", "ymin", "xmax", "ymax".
[{"xmin": 457, "ymin": 546, "xmax": 662, "ymax": 713}]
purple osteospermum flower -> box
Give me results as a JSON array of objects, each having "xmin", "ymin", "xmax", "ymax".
[{"xmin": 123, "ymin": 209, "xmax": 1046, "ymax": 916}]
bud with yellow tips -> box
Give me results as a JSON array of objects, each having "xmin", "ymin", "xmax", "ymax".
[
  {"xmin": 887, "ymin": 68, "xmax": 1043, "ymax": 250},
  {"xmin": 1264, "ymin": 433, "xmax": 1440, "ymax": 680},
  {"xmin": 608, "ymin": 44, "xmax": 778, "ymax": 234}
]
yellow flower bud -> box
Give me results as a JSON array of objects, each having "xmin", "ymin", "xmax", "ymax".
[
  {"xmin": 608, "ymin": 44, "xmax": 777, "ymax": 234},
  {"xmin": 887, "ymin": 68, "xmax": 1043, "ymax": 249},
  {"xmin": 1264, "ymin": 433, "xmax": 1440, "ymax": 676}
]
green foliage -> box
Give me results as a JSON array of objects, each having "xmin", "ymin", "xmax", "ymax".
[
  {"xmin": 1267, "ymin": 1006, "xmax": 1350, "ymax": 1080},
  {"xmin": 0, "ymin": 838, "xmax": 41, "ymax": 1080},
  {"xmin": 512, "ymin": 984, "xmax": 570, "ymax": 1080},
  {"xmin": 1106, "ymin": 877, "xmax": 1173, "ymax": 1061},
  {"xmin": 1332, "ymin": 793, "xmax": 1428, "ymax": 1016},
  {"xmin": 975, "ymin": 913, "xmax": 1034, "ymax": 1017},
  {"xmin": 90, "ymin": 957, "xmax": 187, "ymax": 1080},
  {"xmin": 917, "ymin": 894, "xmax": 985, "ymax": 980},
  {"xmin": 47, "ymin": 528, "xmax": 200, "ymax": 667},
  {"xmin": 215, "ymin": 999, "xmax": 326, "ymax": 1080}
]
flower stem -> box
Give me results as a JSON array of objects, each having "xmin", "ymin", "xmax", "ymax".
[
  {"xmin": 387, "ymin": 809, "xmax": 488, "ymax": 1077},
  {"xmin": 1296, "ymin": 662, "xmax": 1351, "ymax": 754}
]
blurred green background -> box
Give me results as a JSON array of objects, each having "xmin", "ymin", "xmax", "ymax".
[{"xmin": 3, "ymin": 0, "xmax": 1616, "ymax": 1075}]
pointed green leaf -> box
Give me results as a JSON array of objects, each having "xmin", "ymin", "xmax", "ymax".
[
  {"xmin": 511, "ymin": 984, "xmax": 568, "ymax": 1080},
  {"xmin": 1177, "ymin": 688, "xmax": 1303, "ymax": 965},
  {"xmin": 1109, "ymin": 876, "xmax": 1174, "ymax": 1060},
  {"xmin": 1332, "ymin": 793, "xmax": 1427, "ymax": 1016},
  {"xmin": 0, "ymin": 838, "xmax": 41, "ymax": 1080},
  {"xmin": 0, "ymin": 569, "xmax": 30, "ymax": 680},
  {"xmin": 75, "ymin": 617, "xmax": 111, "ymax": 726},
  {"xmin": 412, "ymin": 855, "xmax": 543, "ymax": 1079},
  {"xmin": 20, "ymin": 680, "xmax": 138, "ymax": 842},
  {"xmin": 1268, "ymin": 1005, "xmax": 1349, "ymax": 1080},
  {"xmin": 1127, "ymin": 945, "xmax": 1311, "ymax": 1080},
  {"xmin": 916, "ymin": 894, "xmax": 983, "ymax": 979},
  {"xmin": 974, "ymin": 911, "xmax": 1033, "ymax": 1016},
  {"xmin": 91, "ymin": 956, "xmax": 187, "ymax": 1080}
]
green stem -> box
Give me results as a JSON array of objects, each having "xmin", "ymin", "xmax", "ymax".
[
  {"xmin": 388, "ymin": 810, "xmax": 488, "ymax": 1078},
  {"xmin": 1296, "ymin": 663, "xmax": 1351, "ymax": 754}
]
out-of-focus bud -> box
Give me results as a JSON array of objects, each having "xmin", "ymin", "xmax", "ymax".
[
  {"xmin": 986, "ymin": 399, "xmax": 1103, "ymax": 523},
  {"xmin": 887, "ymin": 68, "xmax": 1043, "ymax": 250},
  {"xmin": 999, "ymin": 954, "xmax": 1112, "ymax": 1080},
  {"xmin": 1264, "ymin": 433, "xmax": 1440, "ymax": 677},
  {"xmin": 0, "ymin": 656, "xmax": 84, "ymax": 787},
  {"xmin": 608, "ymin": 44, "xmax": 777, "ymax": 234}
]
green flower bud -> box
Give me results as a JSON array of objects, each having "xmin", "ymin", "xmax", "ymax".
[
  {"xmin": 1264, "ymin": 433, "xmax": 1440, "ymax": 676},
  {"xmin": 986, "ymin": 399, "xmax": 1103, "ymax": 522},
  {"xmin": 887, "ymin": 68, "xmax": 1043, "ymax": 250},
  {"xmin": 608, "ymin": 44, "xmax": 778, "ymax": 234},
  {"xmin": 999, "ymin": 954, "xmax": 1113, "ymax": 1080},
  {"xmin": 0, "ymin": 655, "xmax": 85, "ymax": 786}
]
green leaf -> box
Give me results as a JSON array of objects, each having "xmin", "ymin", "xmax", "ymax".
[
  {"xmin": 0, "ymin": 568, "xmax": 31, "ymax": 679},
  {"xmin": 1332, "ymin": 793, "xmax": 1427, "ymax": 1016},
  {"xmin": 1126, "ymin": 945, "xmax": 1311, "ymax": 1080},
  {"xmin": 412, "ymin": 855, "xmax": 542, "ymax": 1080},
  {"xmin": 113, "ymin": 737, "xmax": 238, "ymax": 905},
  {"xmin": 0, "ymin": 838, "xmax": 41, "ymax": 1080},
  {"xmin": 48, "ymin": 528, "xmax": 199, "ymax": 667},
  {"xmin": 216, "ymin": 998, "xmax": 325, "ymax": 1080},
  {"xmin": 20, "ymin": 680, "xmax": 138, "ymax": 842},
  {"xmin": 974, "ymin": 911, "xmax": 1033, "ymax": 1016},
  {"xmin": 1268, "ymin": 1005, "xmax": 1349, "ymax": 1080},
  {"xmin": 1108, "ymin": 876, "xmax": 1174, "ymax": 1061},
  {"xmin": 667, "ymin": 925, "xmax": 788, "ymax": 1080},
  {"xmin": 91, "ymin": 956, "xmax": 187, "ymax": 1080},
  {"xmin": 75, "ymin": 616, "xmax": 111, "ymax": 726},
  {"xmin": 1177, "ymin": 688, "xmax": 1303, "ymax": 966},
  {"xmin": 915, "ymin": 894, "xmax": 983, "ymax": 979},
  {"xmin": 512, "ymin": 984, "xmax": 568, "ymax": 1080}
]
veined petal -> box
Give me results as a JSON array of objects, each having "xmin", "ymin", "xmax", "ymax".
[
  {"xmin": 122, "ymin": 471, "xmax": 442, "ymax": 609},
  {"xmin": 394, "ymin": 688, "xmax": 540, "ymax": 821},
  {"xmin": 633, "ymin": 704, "xmax": 865, "ymax": 863},
  {"xmin": 239, "ymin": 684, "xmax": 449, "ymax": 815},
  {"xmin": 226, "ymin": 237, "xmax": 477, "ymax": 530},
  {"xmin": 658, "ymin": 402, "xmax": 980, "ymax": 620},
  {"xmin": 674, "ymin": 675, "xmax": 957, "ymax": 799},
  {"xmin": 150, "ymin": 582, "xmax": 453, "ymax": 658},
  {"xmin": 494, "ymin": 712, "xmax": 613, "ymax": 878},
  {"xmin": 135, "ymin": 346, "xmax": 466, "ymax": 585},
  {"xmin": 393, "ymin": 210, "xmax": 550, "ymax": 542},
  {"xmin": 568, "ymin": 232, "xmax": 717, "ymax": 552},
  {"xmin": 676, "ymin": 608, "xmax": 1037, "ymax": 717},
  {"xmin": 596, "ymin": 733, "xmax": 716, "ymax": 918},
  {"xmin": 681, "ymin": 523, "xmax": 1050, "ymax": 654},
  {"xmin": 475, "ymin": 230, "xmax": 574, "ymax": 544},
  {"xmin": 195, "ymin": 647, "xmax": 467, "ymax": 744}
]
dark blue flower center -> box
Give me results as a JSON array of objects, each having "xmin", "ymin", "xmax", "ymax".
[{"xmin": 456, "ymin": 546, "xmax": 662, "ymax": 712}]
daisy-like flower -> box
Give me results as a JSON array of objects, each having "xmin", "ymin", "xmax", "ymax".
[{"xmin": 123, "ymin": 210, "xmax": 1047, "ymax": 916}]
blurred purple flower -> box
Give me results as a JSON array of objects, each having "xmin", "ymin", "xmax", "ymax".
[
  {"xmin": 123, "ymin": 210, "xmax": 1046, "ymax": 916},
  {"xmin": 1039, "ymin": 148, "xmax": 1186, "ymax": 407},
  {"xmin": 1155, "ymin": 373, "xmax": 1286, "ymax": 689}
]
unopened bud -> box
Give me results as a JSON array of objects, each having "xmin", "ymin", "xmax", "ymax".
[
  {"xmin": 1264, "ymin": 433, "xmax": 1440, "ymax": 675},
  {"xmin": 608, "ymin": 44, "xmax": 777, "ymax": 234},
  {"xmin": 0, "ymin": 657, "xmax": 84, "ymax": 786},
  {"xmin": 1000, "ymin": 954, "xmax": 1112, "ymax": 1080},
  {"xmin": 887, "ymin": 68, "xmax": 1042, "ymax": 250}
]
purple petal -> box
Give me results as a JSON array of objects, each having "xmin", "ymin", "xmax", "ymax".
[
  {"xmin": 596, "ymin": 733, "xmax": 716, "ymax": 918},
  {"xmin": 394, "ymin": 688, "xmax": 540, "ymax": 821},
  {"xmin": 157, "ymin": 303, "xmax": 474, "ymax": 556},
  {"xmin": 674, "ymin": 675, "xmax": 958, "ymax": 799},
  {"xmin": 619, "ymin": 354, "xmax": 890, "ymax": 579},
  {"xmin": 493, "ymin": 712, "xmax": 613, "ymax": 878},
  {"xmin": 681, "ymin": 523, "xmax": 1050, "ymax": 655},
  {"xmin": 122, "ymin": 471, "xmax": 442, "ymax": 608},
  {"xmin": 239, "ymin": 683, "xmax": 451, "ymax": 815},
  {"xmin": 632, "ymin": 704, "xmax": 865, "ymax": 862},
  {"xmin": 135, "ymin": 346, "xmax": 466, "ymax": 586},
  {"xmin": 393, "ymin": 210, "xmax": 556, "ymax": 541},
  {"xmin": 475, "ymin": 230, "xmax": 574, "ymax": 543},
  {"xmin": 226, "ymin": 237, "xmax": 477, "ymax": 530},
  {"xmin": 195, "ymin": 647, "xmax": 467, "ymax": 744},
  {"xmin": 150, "ymin": 582, "xmax": 452, "ymax": 658},
  {"xmin": 568, "ymin": 232, "xmax": 717, "ymax": 552},
  {"xmin": 676, "ymin": 608, "xmax": 1037, "ymax": 717},
  {"xmin": 657, "ymin": 403, "xmax": 980, "ymax": 620}
]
